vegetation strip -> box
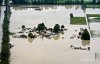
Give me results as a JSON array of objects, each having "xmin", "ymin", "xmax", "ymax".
[
  {"xmin": 70, "ymin": 17, "xmax": 87, "ymax": 25},
  {"xmin": 86, "ymin": 4, "xmax": 100, "ymax": 8},
  {"xmin": 0, "ymin": 7, "xmax": 11, "ymax": 64},
  {"xmin": 87, "ymin": 14, "xmax": 100, "ymax": 17},
  {"xmin": 11, "ymin": 0, "xmax": 100, "ymax": 5}
]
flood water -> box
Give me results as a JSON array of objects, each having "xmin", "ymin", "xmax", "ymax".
[
  {"xmin": 10, "ymin": 5, "xmax": 84, "ymax": 30},
  {"xmin": 2, "ymin": 5, "xmax": 100, "ymax": 64},
  {"xmin": 0, "ymin": 6, "xmax": 5, "ymax": 51}
]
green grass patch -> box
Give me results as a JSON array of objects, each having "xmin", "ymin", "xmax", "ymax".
[
  {"xmin": 87, "ymin": 14, "xmax": 100, "ymax": 17},
  {"xmin": 86, "ymin": 14, "xmax": 100, "ymax": 23},
  {"xmin": 70, "ymin": 17, "xmax": 87, "ymax": 25}
]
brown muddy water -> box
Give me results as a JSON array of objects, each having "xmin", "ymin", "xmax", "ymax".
[{"xmin": 1, "ymin": 5, "xmax": 100, "ymax": 64}]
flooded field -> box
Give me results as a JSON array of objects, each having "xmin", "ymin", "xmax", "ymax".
[
  {"xmin": 88, "ymin": 17, "xmax": 100, "ymax": 38},
  {"xmin": 91, "ymin": 30, "xmax": 100, "ymax": 38},
  {"xmin": 0, "ymin": 5, "xmax": 100, "ymax": 64}
]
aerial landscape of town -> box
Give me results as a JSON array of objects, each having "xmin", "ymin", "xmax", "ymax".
[{"xmin": 0, "ymin": 0, "xmax": 100, "ymax": 64}]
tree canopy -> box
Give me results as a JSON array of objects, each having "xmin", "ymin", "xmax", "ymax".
[
  {"xmin": 81, "ymin": 29, "xmax": 90, "ymax": 40},
  {"xmin": 0, "ymin": 0, "xmax": 3, "ymax": 4},
  {"xmin": 11, "ymin": 0, "xmax": 100, "ymax": 4},
  {"xmin": 54, "ymin": 24, "xmax": 60, "ymax": 33},
  {"xmin": 37, "ymin": 23, "xmax": 46, "ymax": 32}
]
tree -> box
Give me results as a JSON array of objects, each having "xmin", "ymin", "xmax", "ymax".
[
  {"xmin": 76, "ymin": 0, "xmax": 79, "ymax": 4},
  {"xmin": 81, "ymin": 0, "xmax": 84, "ymax": 4},
  {"xmin": 61, "ymin": 25, "xmax": 65, "ymax": 31},
  {"xmin": 61, "ymin": 25, "xmax": 65, "ymax": 29},
  {"xmin": 37, "ymin": 23, "xmax": 46, "ymax": 32},
  {"xmin": 0, "ymin": 0, "xmax": 3, "ymax": 5},
  {"xmin": 97, "ymin": 0, "xmax": 100, "ymax": 3},
  {"xmin": 28, "ymin": 33, "xmax": 37, "ymax": 38},
  {"xmin": 12, "ymin": 0, "xmax": 19, "ymax": 4},
  {"xmin": 93, "ymin": 0, "xmax": 96, "ymax": 4},
  {"xmin": 28, "ymin": 33, "xmax": 34, "ymax": 38},
  {"xmin": 70, "ymin": 13, "xmax": 73, "ymax": 18},
  {"xmin": 1, "ymin": 7, "xmax": 10, "ymax": 64},
  {"xmin": 54, "ymin": 24, "xmax": 60, "ymax": 33},
  {"xmin": 22, "ymin": 25, "xmax": 25, "ymax": 29},
  {"xmin": 82, "ymin": 4, "xmax": 86, "ymax": 10},
  {"xmin": 44, "ymin": 0, "xmax": 54, "ymax": 4},
  {"xmin": 12, "ymin": 0, "xmax": 26, "ymax": 4},
  {"xmin": 81, "ymin": 29, "xmax": 90, "ymax": 40}
]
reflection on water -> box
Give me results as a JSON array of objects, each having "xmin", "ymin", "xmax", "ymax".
[
  {"xmin": 61, "ymin": 31, "xmax": 64, "ymax": 35},
  {"xmin": 11, "ymin": 29, "xmax": 66, "ymax": 42},
  {"xmin": 82, "ymin": 40, "xmax": 90, "ymax": 46},
  {"xmin": 28, "ymin": 37, "xmax": 34, "ymax": 43},
  {"xmin": 53, "ymin": 34, "xmax": 60, "ymax": 40}
]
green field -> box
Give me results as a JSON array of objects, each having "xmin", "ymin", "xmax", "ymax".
[
  {"xmin": 87, "ymin": 14, "xmax": 100, "ymax": 17},
  {"xmin": 70, "ymin": 17, "xmax": 87, "ymax": 25},
  {"xmin": 86, "ymin": 14, "xmax": 100, "ymax": 23}
]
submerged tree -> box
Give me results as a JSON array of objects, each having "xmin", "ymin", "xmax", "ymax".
[
  {"xmin": 61, "ymin": 25, "xmax": 65, "ymax": 29},
  {"xmin": 70, "ymin": 13, "xmax": 73, "ymax": 18},
  {"xmin": 54, "ymin": 24, "xmax": 60, "ymax": 33},
  {"xmin": 81, "ymin": 29, "xmax": 90, "ymax": 40},
  {"xmin": 28, "ymin": 33, "xmax": 34, "ymax": 38},
  {"xmin": 37, "ymin": 23, "xmax": 46, "ymax": 32},
  {"xmin": 28, "ymin": 33, "xmax": 37, "ymax": 38},
  {"xmin": 22, "ymin": 25, "xmax": 25, "ymax": 29},
  {"xmin": 61, "ymin": 25, "xmax": 65, "ymax": 31}
]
